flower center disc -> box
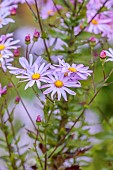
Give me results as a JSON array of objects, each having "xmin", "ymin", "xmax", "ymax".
[
  {"xmin": 54, "ymin": 80, "xmax": 64, "ymax": 88},
  {"xmin": 47, "ymin": 10, "xmax": 53, "ymax": 15},
  {"xmin": 68, "ymin": 67, "xmax": 77, "ymax": 72},
  {"xmin": 92, "ymin": 19, "xmax": 98, "ymax": 25},
  {"xmin": 32, "ymin": 73, "xmax": 40, "ymax": 80},
  {"xmin": 0, "ymin": 44, "xmax": 5, "ymax": 50},
  {"xmin": 0, "ymin": 54, "xmax": 2, "ymax": 58}
]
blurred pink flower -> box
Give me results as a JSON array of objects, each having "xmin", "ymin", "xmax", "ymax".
[{"xmin": 0, "ymin": 84, "xmax": 7, "ymax": 97}]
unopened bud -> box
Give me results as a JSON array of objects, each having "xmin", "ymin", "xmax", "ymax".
[
  {"xmin": 10, "ymin": 8, "xmax": 17, "ymax": 16},
  {"xmin": 89, "ymin": 36, "xmax": 96, "ymax": 46},
  {"xmin": 15, "ymin": 96, "xmax": 20, "ymax": 104},
  {"xmin": 100, "ymin": 50, "xmax": 106, "ymax": 59},
  {"xmin": 8, "ymin": 83, "xmax": 13, "ymax": 88},
  {"xmin": 36, "ymin": 115, "xmax": 41, "ymax": 123},
  {"xmin": 25, "ymin": 34, "xmax": 31, "ymax": 44},
  {"xmin": 14, "ymin": 49, "xmax": 20, "ymax": 57},
  {"xmin": 33, "ymin": 29, "xmax": 40, "ymax": 42}
]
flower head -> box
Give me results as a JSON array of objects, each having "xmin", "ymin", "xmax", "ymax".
[
  {"xmin": 15, "ymin": 62, "xmax": 51, "ymax": 90},
  {"xmin": 0, "ymin": 33, "xmax": 20, "ymax": 56},
  {"xmin": 41, "ymin": 72, "xmax": 81, "ymax": 101},
  {"xmin": 52, "ymin": 58, "xmax": 92, "ymax": 80}
]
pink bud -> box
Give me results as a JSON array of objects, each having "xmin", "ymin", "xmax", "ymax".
[
  {"xmin": 10, "ymin": 8, "xmax": 17, "ymax": 15},
  {"xmin": 89, "ymin": 37, "xmax": 97, "ymax": 46},
  {"xmin": 25, "ymin": 34, "xmax": 31, "ymax": 44},
  {"xmin": 36, "ymin": 115, "xmax": 41, "ymax": 122},
  {"xmin": 89, "ymin": 36, "xmax": 96, "ymax": 42},
  {"xmin": 8, "ymin": 83, "xmax": 13, "ymax": 88},
  {"xmin": 33, "ymin": 29, "xmax": 40, "ymax": 39},
  {"xmin": 100, "ymin": 50, "xmax": 106, "ymax": 59},
  {"xmin": 14, "ymin": 49, "xmax": 20, "ymax": 57},
  {"xmin": 15, "ymin": 96, "xmax": 20, "ymax": 104}
]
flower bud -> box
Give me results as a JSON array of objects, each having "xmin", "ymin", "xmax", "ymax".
[
  {"xmin": 8, "ymin": 83, "xmax": 13, "ymax": 88},
  {"xmin": 15, "ymin": 96, "xmax": 20, "ymax": 104},
  {"xmin": 36, "ymin": 115, "xmax": 41, "ymax": 123},
  {"xmin": 100, "ymin": 50, "xmax": 106, "ymax": 59},
  {"xmin": 25, "ymin": 34, "xmax": 31, "ymax": 44},
  {"xmin": 33, "ymin": 29, "xmax": 40, "ymax": 42},
  {"xmin": 14, "ymin": 49, "xmax": 20, "ymax": 57},
  {"xmin": 10, "ymin": 8, "xmax": 17, "ymax": 16},
  {"xmin": 89, "ymin": 36, "xmax": 96, "ymax": 46}
]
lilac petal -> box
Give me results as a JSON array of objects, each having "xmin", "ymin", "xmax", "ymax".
[
  {"xmin": 39, "ymin": 63, "xmax": 45, "ymax": 73},
  {"xmin": 19, "ymin": 57, "xmax": 29, "ymax": 68},
  {"xmin": 36, "ymin": 80, "xmax": 41, "ymax": 88},
  {"xmin": 29, "ymin": 54, "xmax": 33, "ymax": 66},
  {"xmin": 25, "ymin": 80, "xmax": 35, "ymax": 90},
  {"xmin": 63, "ymin": 87, "xmax": 76, "ymax": 95},
  {"xmin": 43, "ymin": 87, "xmax": 53, "ymax": 95},
  {"xmin": 41, "ymin": 84, "xmax": 52, "ymax": 89},
  {"xmin": 51, "ymin": 87, "xmax": 57, "ymax": 100},
  {"xmin": 60, "ymin": 88, "xmax": 67, "ymax": 101},
  {"xmin": 57, "ymin": 89, "xmax": 61, "ymax": 101}
]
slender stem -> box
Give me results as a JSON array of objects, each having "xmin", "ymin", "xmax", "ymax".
[
  {"xmin": 44, "ymin": 110, "xmax": 47, "ymax": 170},
  {"xmin": 25, "ymin": 0, "xmax": 37, "ymax": 19},
  {"xmin": 29, "ymin": 42, "xmax": 35, "ymax": 55},
  {"xmin": 34, "ymin": 0, "xmax": 52, "ymax": 63},
  {"xmin": 102, "ymin": 64, "xmax": 106, "ymax": 80},
  {"xmin": 4, "ymin": 99, "xmax": 25, "ymax": 170},
  {"xmin": 34, "ymin": 130, "xmax": 43, "ymax": 169},
  {"xmin": 91, "ymin": 47, "xmax": 95, "ymax": 93},
  {"xmin": 26, "ymin": 44, "xmax": 29, "ymax": 59},
  {"xmin": 0, "ymin": 111, "xmax": 16, "ymax": 169}
]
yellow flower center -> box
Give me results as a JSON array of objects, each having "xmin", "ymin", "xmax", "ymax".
[
  {"xmin": 32, "ymin": 73, "xmax": 40, "ymax": 80},
  {"xmin": 0, "ymin": 54, "xmax": 2, "ymax": 58},
  {"xmin": 92, "ymin": 19, "xmax": 98, "ymax": 25},
  {"xmin": 47, "ymin": 10, "xmax": 53, "ymax": 15},
  {"xmin": 0, "ymin": 44, "xmax": 5, "ymax": 50},
  {"xmin": 0, "ymin": 18, "xmax": 2, "ymax": 23},
  {"xmin": 0, "ymin": 63, "xmax": 2, "ymax": 67},
  {"xmin": 68, "ymin": 67, "xmax": 77, "ymax": 72},
  {"xmin": 54, "ymin": 80, "xmax": 64, "ymax": 88}
]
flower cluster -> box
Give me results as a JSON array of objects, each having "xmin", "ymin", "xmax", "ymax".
[{"xmin": 8, "ymin": 55, "xmax": 92, "ymax": 101}]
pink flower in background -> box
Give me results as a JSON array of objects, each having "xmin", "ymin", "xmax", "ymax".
[
  {"xmin": 0, "ymin": 84, "xmax": 7, "ymax": 97},
  {"xmin": 41, "ymin": 72, "xmax": 81, "ymax": 101},
  {"xmin": 0, "ymin": 11, "xmax": 15, "ymax": 28},
  {"xmin": 0, "ymin": 0, "xmax": 18, "ymax": 12},
  {"xmin": 86, "ymin": 12, "xmax": 112, "ymax": 35},
  {"xmin": 0, "ymin": 33, "xmax": 20, "ymax": 56},
  {"xmin": 40, "ymin": 0, "xmax": 62, "ymax": 19}
]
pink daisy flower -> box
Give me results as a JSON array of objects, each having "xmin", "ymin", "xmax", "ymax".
[
  {"xmin": 0, "ymin": 33, "xmax": 20, "ymax": 56},
  {"xmin": 41, "ymin": 72, "xmax": 81, "ymax": 101},
  {"xmin": 16, "ymin": 63, "xmax": 51, "ymax": 90}
]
